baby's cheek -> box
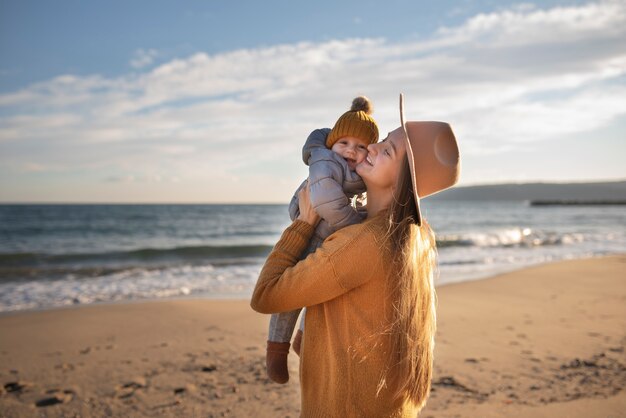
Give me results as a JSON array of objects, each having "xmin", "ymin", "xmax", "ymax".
[{"xmin": 355, "ymin": 151, "xmax": 368, "ymax": 164}]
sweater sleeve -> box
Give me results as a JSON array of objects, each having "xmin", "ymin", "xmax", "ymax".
[{"xmin": 250, "ymin": 220, "xmax": 381, "ymax": 314}]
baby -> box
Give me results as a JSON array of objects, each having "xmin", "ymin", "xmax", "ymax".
[{"xmin": 266, "ymin": 96, "xmax": 379, "ymax": 383}]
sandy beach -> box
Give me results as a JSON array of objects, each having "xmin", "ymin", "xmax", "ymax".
[{"xmin": 1, "ymin": 255, "xmax": 624, "ymax": 417}]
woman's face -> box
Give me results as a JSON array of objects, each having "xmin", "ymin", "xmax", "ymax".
[{"xmin": 356, "ymin": 126, "xmax": 407, "ymax": 190}]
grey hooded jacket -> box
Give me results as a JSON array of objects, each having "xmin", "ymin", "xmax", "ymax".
[
  {"xmin": 267, "ymin": 129, "xmax": 367, "ymax": 343},
  {"xmin": 289, "ymin": 128, "xmax": 367, "ymax": 251}
]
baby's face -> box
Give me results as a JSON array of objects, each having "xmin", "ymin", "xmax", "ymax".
[{"xmin": 330, "ymin": 136, "xmax": 369, "ymax": 171}]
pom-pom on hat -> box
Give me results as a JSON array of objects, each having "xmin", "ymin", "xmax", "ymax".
[{"xmin": 326, "ymin": 96, "xmax": 379, "ymax": 148}]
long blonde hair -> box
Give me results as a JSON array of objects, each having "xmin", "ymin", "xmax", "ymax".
[{"xmin": 378, "ymin": 155, "xmax": 439, "ymax": 409}]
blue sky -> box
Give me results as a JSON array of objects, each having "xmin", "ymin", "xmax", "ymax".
[{"xmin": 0, "ymin": 0, "xmax": 624, "ymax": 202}]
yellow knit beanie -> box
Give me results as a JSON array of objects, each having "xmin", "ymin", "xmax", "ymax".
[{"xmin": 326, "ymin": 96, "xmax": 379, "ymax": 148}]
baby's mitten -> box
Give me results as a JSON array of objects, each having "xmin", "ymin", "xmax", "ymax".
[{"xmin": 266, "ymin": 341, "xmax": 291, "ymax": 384}]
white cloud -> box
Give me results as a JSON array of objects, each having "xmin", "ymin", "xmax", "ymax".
[
  {"xmin": 130, "ymin": 48, "xmax": 159, "ymax": 69},
  {"xmin": 437, "ymin": 0, "xmax": 625, "ymax": 45},
  {"xmin": 0, "ymin": 1, "xmax": 625, "ymax": 201}
]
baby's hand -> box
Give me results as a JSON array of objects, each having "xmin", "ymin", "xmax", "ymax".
[{"xmin": 297, "ymin": 181, "xmax": 321, "ymax": 227}]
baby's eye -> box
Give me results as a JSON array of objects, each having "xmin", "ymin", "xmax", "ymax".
[{"xmin": 358, "ymin": 145, "xmax": 367, "ymax": 150}]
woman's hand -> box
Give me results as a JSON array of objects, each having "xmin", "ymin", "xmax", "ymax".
[{"xmin": 297, "ymin": 181, "xmax": 321, "ymax": 227}]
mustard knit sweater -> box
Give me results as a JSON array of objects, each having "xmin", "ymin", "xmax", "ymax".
[{"xmin": 251, "ymin": 214, "xmax": 422, "ymax": 417}]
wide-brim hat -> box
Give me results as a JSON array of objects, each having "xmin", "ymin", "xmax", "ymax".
[{"xmin": 399, "ymin": 94, "xmax": 460, "ymax": 226}]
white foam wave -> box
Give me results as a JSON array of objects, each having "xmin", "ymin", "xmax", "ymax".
[
  {"xmin": 439, "ymin": 227, "xmax": 586, "ymax": 248},
  {"xmin": 0, "ymin": 263, "xmax": 262, "ymax": 313}
]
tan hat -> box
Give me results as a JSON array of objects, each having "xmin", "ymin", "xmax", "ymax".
[{"xmin": 399, "ymin": 94, "xmax": 460, "ymax": 226}]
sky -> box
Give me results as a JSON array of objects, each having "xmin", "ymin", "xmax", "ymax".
[{"xmin": 0, "ymin": 0, "xmax": 625, "ymax": 203}]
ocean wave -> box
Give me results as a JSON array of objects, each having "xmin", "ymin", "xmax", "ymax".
[
  {"xmin": 0, "ymin": 244, "xmax": 274, "ymax": 268},
  {"xmin": 0, "ymin": 228, "xmax": 591, "ymax": 270},
  {"xmin": 0, "ymin": 263, "xmax": 261, "ymax": 312},
  {"xmin": 437, "ymin": 228, "xmax": 585, "ymax": 248}
]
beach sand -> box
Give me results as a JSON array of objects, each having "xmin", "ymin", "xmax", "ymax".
[{"xmin": 1, "ymin": 255, "xmax": 624, "ymax": 417}]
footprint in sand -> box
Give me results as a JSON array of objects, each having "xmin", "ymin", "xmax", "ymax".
[
  {"xmin": 54, "ymin": 362, "xmax": 75, "ymax": 372},
  {"xmin": 35, "ymin": 389, "xmax": 75, "ymax": 407},
  {"xmin": 174, "ymin": 383, "xmax": 198, "ymax": 395},
  {"xmin": 4, "ymin": 381, "xmax": 34, "ymax": 394},
  {"xmin": 200, "ymin": 364, "xmax": 218, "ymax": 373},
  {"xmin": 210, "ymin": 336, "xmax": 225, "ymax": 342},
  {"xmin": 114, "ymin": 377, "xmax": 148, "ymax": 399}
]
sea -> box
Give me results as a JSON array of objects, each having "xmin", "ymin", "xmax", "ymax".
[{"xmin": 0, "ymin": 201, "xmax": 624, "ymax": 313}]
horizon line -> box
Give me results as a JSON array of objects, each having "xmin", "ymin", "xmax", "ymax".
[{"xmin": 2, "ymin": 178, "xmax": 624, "ymax": 205}]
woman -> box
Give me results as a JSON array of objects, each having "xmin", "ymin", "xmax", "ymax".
[{"xmin": 251, "ymin": 95, "xmax": 460, "ymax": 417}]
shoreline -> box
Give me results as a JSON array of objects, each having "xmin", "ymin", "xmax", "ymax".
[
  {"xmin": 0, "ymin": 255, "xmax": 624, "ymax": 417},
  {"xmin": 2, "ymin": 252, "xmax": 623, "ymax": 317}
]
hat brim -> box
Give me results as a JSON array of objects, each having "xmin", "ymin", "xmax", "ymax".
[{"xmin": 399, "ymin": 93, "xmax": 423, "ymax": 226}]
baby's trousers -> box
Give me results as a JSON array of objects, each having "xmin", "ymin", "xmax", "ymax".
[
  {"xmin": 267, "ymin": 236, "xmax": 322, "ymax": 343},
  {"xmin": 268, "ymin": 307, "xmax": 305, "ymax": 342}
]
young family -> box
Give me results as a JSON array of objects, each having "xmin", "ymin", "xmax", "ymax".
[{"xmin": 251, "ymin": 94, "xmax": 460, "ymax": 417}]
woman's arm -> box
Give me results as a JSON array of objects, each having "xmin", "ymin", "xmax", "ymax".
[
  {"xmin": 250, "ymin": 221, "xmax": 378, "ymax": 314},
  {"xmin": 250, "ymin": 186, "xmax": 378, "ymax": 314}
]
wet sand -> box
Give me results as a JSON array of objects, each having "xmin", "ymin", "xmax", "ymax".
[{"xmin": 1, "ymin": 255, "xmax": 624, "ymax": 417}]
